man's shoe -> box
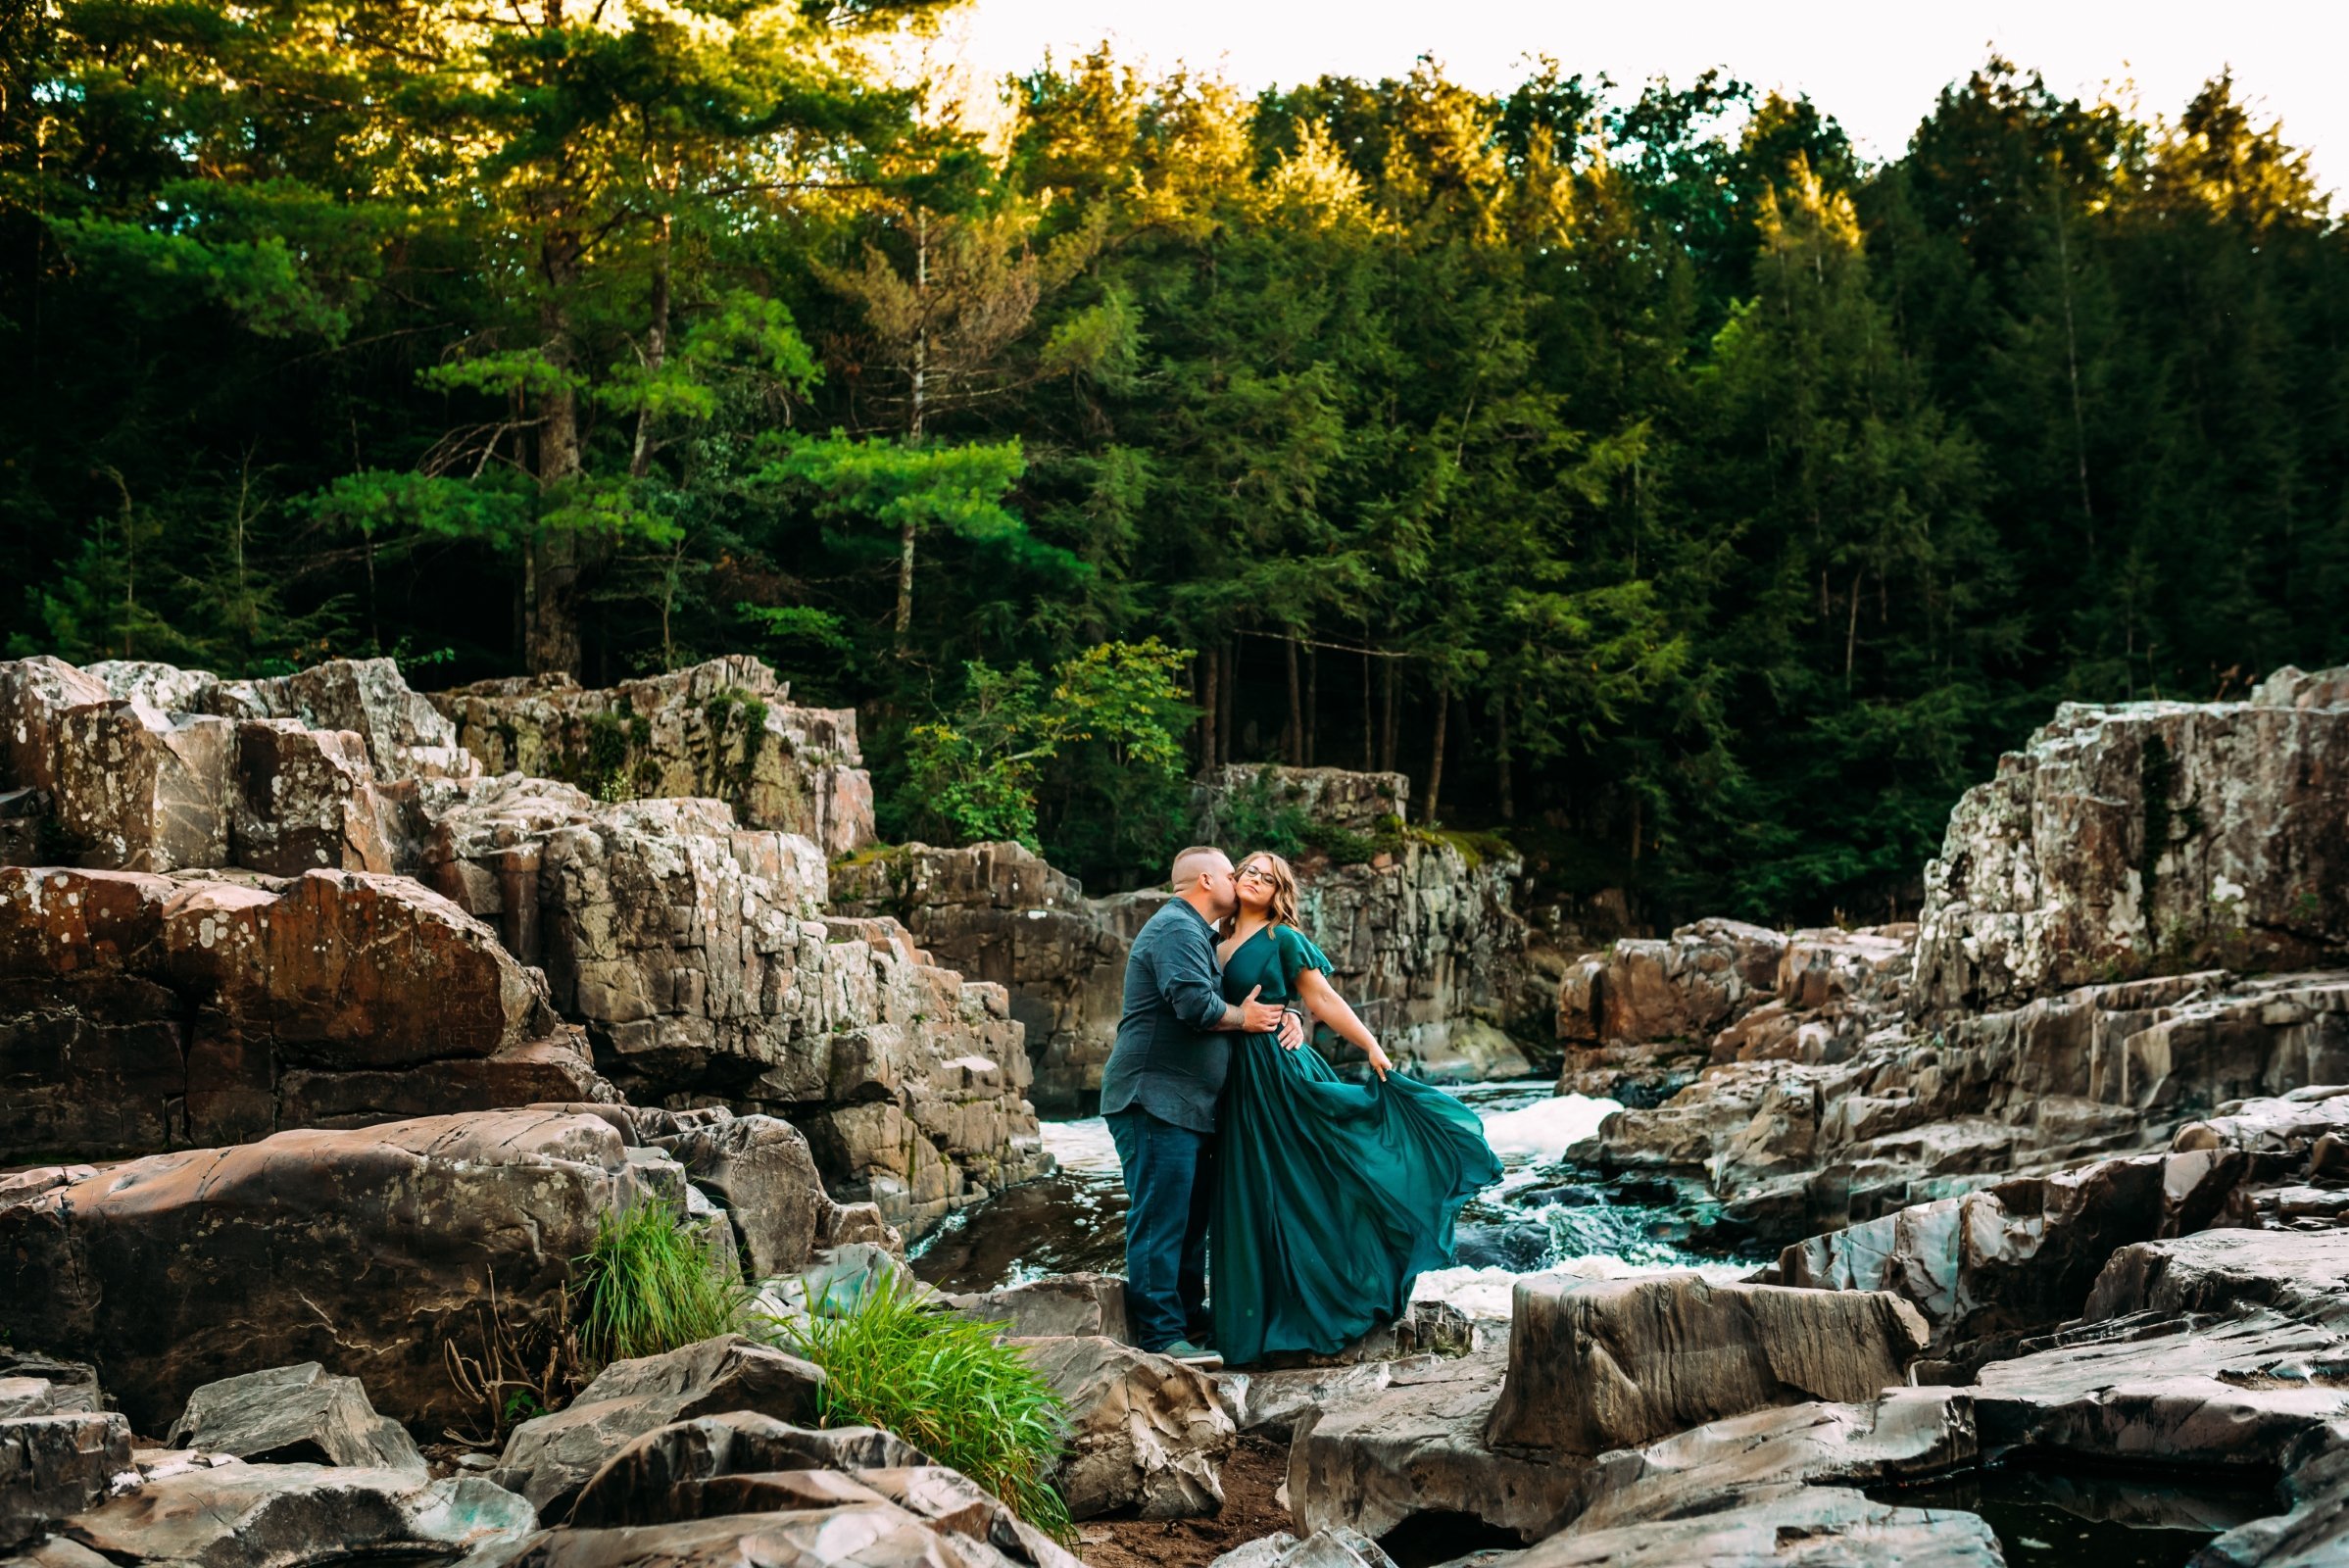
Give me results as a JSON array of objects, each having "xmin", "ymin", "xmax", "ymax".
[{"xmin": 1157, "ymin": 1340, "xmax": 1223, "ymax": 1368}]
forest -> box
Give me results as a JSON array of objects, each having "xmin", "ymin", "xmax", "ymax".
[{"xmin": 2, "ymin": 0, "xmax": 2344, "ymax": 925}]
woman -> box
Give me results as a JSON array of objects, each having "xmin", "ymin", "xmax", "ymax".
[{"xmin": 1210, "ymin": 851, "xmax": 1502, "ymax": 1366}]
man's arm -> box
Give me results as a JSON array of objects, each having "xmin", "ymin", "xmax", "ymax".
[{"xmin": 1157, "ymin": 921, "xmax": 1287, "ymax": 1035}]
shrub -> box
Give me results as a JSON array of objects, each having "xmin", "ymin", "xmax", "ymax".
[
  {"xmin": 765, "ymin": 1272, "xmax": 1071, "ymax": 1540},
  {"xmin": 572, "ymin": 1200, "xmax": 748, "ymax": 1368}
]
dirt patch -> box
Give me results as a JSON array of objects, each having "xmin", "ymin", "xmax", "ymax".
[{"xmin": 1075, "ymin": 1434, "xmax": 1293, "ymax": 1568}]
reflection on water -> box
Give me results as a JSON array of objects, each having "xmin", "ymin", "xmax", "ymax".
[
  {"xmin": 910, "ymin": 1078, "xmax": 1753, "ymax": 1306},
  {"xmin": 1866, "ymin": 1464, "xmax": 2277, "ymax": 1568}
]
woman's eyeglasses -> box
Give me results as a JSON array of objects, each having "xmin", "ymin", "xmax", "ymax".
[{"xmin": 1236, "ymin": 867, "xmax": 1278, "ymax": 885}]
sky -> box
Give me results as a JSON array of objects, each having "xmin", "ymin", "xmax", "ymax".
[{"xmin": 927, "ymin": 0, "xmax": 2340, "ymax": 191}]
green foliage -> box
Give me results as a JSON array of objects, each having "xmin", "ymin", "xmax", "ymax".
[
  {"xmin": 6, "ymin": 16, "xmax": 2347, "ymax": 917},
  {"xmin": 766, "ymin": 1273, "xmax": 1071, "ymax": 1542},
  {"xmin": 571, "ymin": 1200, "xmax": 747, "ymax": 1370},
  {"xmin": 887, "ymin": 640, "xmax": 1196, "ymax": 884}
]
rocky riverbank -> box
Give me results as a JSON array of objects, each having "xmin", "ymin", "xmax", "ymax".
[{"xmin": 6, "ymin": 659, "xmax": 2346, "ymax": 1568}]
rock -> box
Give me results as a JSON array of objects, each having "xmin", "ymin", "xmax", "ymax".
[
  {"xmin": 950, "ymin": 1274, "xmax": 1129, "ymax": 1343},
  {"xmin": 1776, "ymin": 1153, "xmax": 2166, "ymax": 1345},
  {"xmin": 563, "ymin": 1411, "xmax": 921, "ymax": 1528},
  {"xmin": 1513, "ymin": 1486, "xmax": 2001, "ymax": 1568},
  {"xmin": 1484, "ymin": 1275, "xmax": 1929, "ymax": 1454},
  {"xmin": 0, "ymin": 1106, "xmax": 667, "ymax": 1433},
  {"xmin": 1287, "ymin": 1352, "xmax": 1576, "ymax": 1542},
  {"xmin": 1013, "ymin": 1336, "xmax": 1235, "ymax": 1520},
  {"xmin": 830, "ymin": 842, "xmax": 1127, "ymax": 1113},
  {"xmin": 485, "ymin": 1503, "xmax": 1039, "ymax": 1568},
  {"xmin": 210, "ymin": 657, "xmax": 473, "ymax": 782},
  {"xmin": 0, "ymin": 657, "xmax": 108, "ymax": 795},
  {"xmin": 491, "ymin": 1336, "xmax": 827, "ymax": 1519},
  {"xmin": 2080, "ymin": 1226, "xmax": 2349, "ymax": 1329},
  {"xmin": 1556, "ymin": 919, "xmax": 1786, "ymax": 1048},
  {"xmin": 1209, "ymin": 1528, "xmax": 1399, "ymax": 1568},
  {"xmin": 654, "ymin": 1114, "xmax": 834, "ymax": 1279},
  {"xmin": 423, "ymin": 784, "xmax": 1045, "ymax": 1236},
  {"xmin": 164, "ymin": 1362, "xmax": 424, "ymax": 1474},
  {"xmin": 1, "ymin": 1413, "xmax": 133, "ymax": 1549},
  {"xmin": 1914, "ymin": 666, "xmax": 2349, "ymax": 1015},
  {"xmin": 0, "ymin": 1354, "xmax": 101, "ymax": 1417},
  {"xmin": 428, "ymin": 657, "xmax": 874, "ymax": 856},
  {"xmin": 226, "ymin": 719, "xmax": 397, "ymax": 875},
  {"xmin": 50, "ymin": 699, "xmax": 233, "ymax": 871},
  {"xmin": 1195, "ymin": 765, "xmax": 1410, "ymax": 837},
  {"xmin": 0, "ymin": 866, "xmax": 608, "ymax": 1160},
  {"xmin": 1214, "ymin": 1357, "xmax": 1445, "ymax": 1441},
  {"xmin": 58, "ymin": 1464, "xmax": 535, "ymax": 1568}
]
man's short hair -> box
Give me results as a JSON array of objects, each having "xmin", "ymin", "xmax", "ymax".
[{"xmin": 1170, "ymin": 844, "xmax": 1229, "ymax": 890}]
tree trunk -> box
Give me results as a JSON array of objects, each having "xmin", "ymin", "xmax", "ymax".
[
  {"xmin": 1198, "ymin": 645, "xmax": 1220, "ymax": 776},
  {"xmin": 1284, "ymin": 636, "xmax": 1303, "ymax": 765},
  {"xmin": 1360, "ymin": 644, "xmax": 1374, "ymax": 771},
  {"xmin": 1218, "ymin": 639, "xmax": 1237, "ymax": 764},
  {"xmin": 1495, "ymin": 699, "xmax": 1513, "ymax": 821},
  {"xmin": 1378, "ymin": 657, "xmax": 1397, "ymax": 773},
  {"xmin": 895, "ymin": 209, "xmax": 930, "ymax": 654},
  {"xmin": 1305, "ymin": 646, "xmax": 1317, "ymax": 766},
  {"xmin": 527, "ymin": 227, "xmax": 586, "ymax": 677},
  {"xmin": 1424, "ymin": 681, "xmax": 1449, "ymax": 825},
  {"xmin": 629, "ymin": 208, "xmax": 672, "ymax": 480}
]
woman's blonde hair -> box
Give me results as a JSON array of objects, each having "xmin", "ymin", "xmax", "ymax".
[{"xmin": 1235, "ymin": 851, "xmax": 1301, "ymax": 928}]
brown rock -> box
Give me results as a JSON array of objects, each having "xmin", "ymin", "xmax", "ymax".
[
  {"xmin": 1, "ymin": 1413, "xmax": 132, "ymax": 1549},
  {"xmin": 1014, "ymin": 1336, "xmax": 1235, "ymax": 1520},
  {"xmin": 227, "ymin": 720, "xmax": 396, "ymax": 875},
  {"xmin": 0, "ymin": 1106, "xmax": 665, "ymax": 1433}
]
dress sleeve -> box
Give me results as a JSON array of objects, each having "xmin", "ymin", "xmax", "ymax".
[{"xmin": 1277, "ymin": 924, "xmax": 1335, "ymax": 992}]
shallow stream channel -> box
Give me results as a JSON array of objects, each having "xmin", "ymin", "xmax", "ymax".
[{"xmin": 910, "ymin": 1080, "xmax": 1755, "ymax": 1309}]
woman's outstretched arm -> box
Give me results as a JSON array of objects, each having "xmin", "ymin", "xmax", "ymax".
[{"xmin": 1296, "ymin": 965, "xmax": 1395, "ymax": 1079}]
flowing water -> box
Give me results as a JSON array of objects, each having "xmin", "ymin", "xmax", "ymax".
[{"xmin": 910, "ymin": 1079, "xmax": 1760, "ymax": 1312}]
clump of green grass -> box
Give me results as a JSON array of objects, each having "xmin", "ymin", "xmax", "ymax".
[
  {"xmin": 765, "ymin": 1272, "xmax": 1072, "ymax": 1542},
  {"xmin": 572, "ymin": 1200, "xmax": 748, "ymax": 1368}
]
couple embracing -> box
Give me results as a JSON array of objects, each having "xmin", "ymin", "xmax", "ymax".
[{"xmin": 1100, "ymin": 844, "xmax": 1502, "ymax": 1368}]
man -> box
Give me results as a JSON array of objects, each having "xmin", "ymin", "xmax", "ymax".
[{"xmin": 1100, "ymin": 845, "xmax": 1304, "ymax": 1364}]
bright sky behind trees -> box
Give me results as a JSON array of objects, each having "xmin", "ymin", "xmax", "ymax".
[{"xmin": 937, "ymin": 0, "xmax": 2337, "ymax": 189}]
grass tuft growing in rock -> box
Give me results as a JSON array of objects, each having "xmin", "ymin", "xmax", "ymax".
[
  {"xmin": 765, "ymin": 1272, "xmax": 1072, "ymax": 1541},
  {"xmin": 573, "ymin": 1200, "xmax": 747, "ymax": 1368}
]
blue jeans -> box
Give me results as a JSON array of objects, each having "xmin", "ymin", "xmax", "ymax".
[{"xmin": 1107, "ymin": 1108, "xmax": 1215, "ymax": 1350}]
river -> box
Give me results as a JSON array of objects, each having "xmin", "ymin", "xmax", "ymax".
[{"xmin": 910, "ymin": 1080, "xmax": 1759, "ymax": 1317}]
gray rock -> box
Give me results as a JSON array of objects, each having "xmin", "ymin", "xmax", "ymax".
[
  {"xmin": 1484, "ymin": 1274, "xmax": 1929, "ymax": 1453},
  {"xmin": 658, "ymin": 1114, "xmax": 833, "ymax": 1279},
  {"xmin": 491, "ymin": 1336, "xmax": 827, "ymax": 1519},
  {"xmin": 1, "ymin": 1413, "xmax": 133, "ymax": 1549},
  {"xmin": 1013, "ymin": 1335, "xmax": 1235, "ymax": 1520},
  {"xmin": 1913, "ymin": 666, "xmax": 2349, "ymax": 1014},
  {"xmin": 1287, "ymin": 1352, "xmax": 1576, "ymax": 1542},
  {"xmin": 226, "ymin": 719, "xmax": 398, "ymax": 875},
  {"xmin": 1515, "ymin": 1485, "xmax": 2001, "ymax": 1568},
  {"xmin": 484, "ymin": 1502, "xmax": 1049, "ymax": 1568},
  {"xmin": 951, "ymin": 1273, "xmax": 1129, "ymax": 1343},
  {"xmin": 564, "ymin": 1412, "xmax": 921, "ymax": 1528},
  {"xmin": 59, "ymin": 1463, "xmax": 535, "ymax": 1568},
  {"xmin": 165, "ymin": 1362, "xmax": 424, "ymax": 1474}
]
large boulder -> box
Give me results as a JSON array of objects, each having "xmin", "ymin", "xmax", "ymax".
[
  {"xmin": 950, "ymin": 1274, "xmax": 1129, "ymax": 1343},
  {"xmin": 562, "ymin": 1412, "xmax": 921, "ymax": 1529},
  {"xmin": 0, "ymin": 1107, "xmax": 667, "ymax": 1433},
  {"xmin": 1509, "ymin": 1485, "xmax": 2001, "ymax": 1568},
  {"xmin": 1556, "ymin": 920, "xmax": 1786, "ymax": 1048},
  {"xmin": 0, "ymin": 865, "xmax": 608, "ymax": 1160},
  {"xmin": 422, "ymin": 784, "xmax": 1045, "ymax": 1236},
  {"xmin": 50, "ymin": 700, "xmax": 234, "ymax": 871},
  {"xmin": 1013, "ymin": 1336, "xmax": 1234, "ymax": 1520},
  {"xmin": 830, "ymin": 842, "xmax": 1127, "ymax": 1113},
  {"xmin": 1914, "ymin": 664, "xmax": 2349, "ymax": 1016},
  {"xmin": 226, "ymin": 719, "xmax": 397, "ymax": 875},
  {"xmin": 54, "ymin": 1464, "xmax": 535, "ymax": 1568},
  {"xmin": 1, "ymin": 1412, "xmax": 132, "ymax": 1549},
  {"xmin": 1484, "ymin": 1274, "xmax": 1929, "ymax": 1453},
  {"xmin": 428, "ymin": 657, "xmax": 874, "ymax": 856},
  {"xmin": 653, "ymin": 1114, "xmax": 834, "ymax": 1279},
  {"xmin": 165, "ymin": 1363, "xmax": 425, "ymax": 1474},
  {"xmin": 491, "ymin": 1337, "xmax": 828, "ymax": 1519}
]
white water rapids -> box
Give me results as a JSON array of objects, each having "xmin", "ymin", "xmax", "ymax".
[{"xmin": 913, "ymin": 1079, "xmax": 1752, "ymax": 1318}]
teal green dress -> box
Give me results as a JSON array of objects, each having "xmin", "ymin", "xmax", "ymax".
[{"xmin": 1210, "ymin": 923, "xmax": 1503, "ymax": 1366}]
